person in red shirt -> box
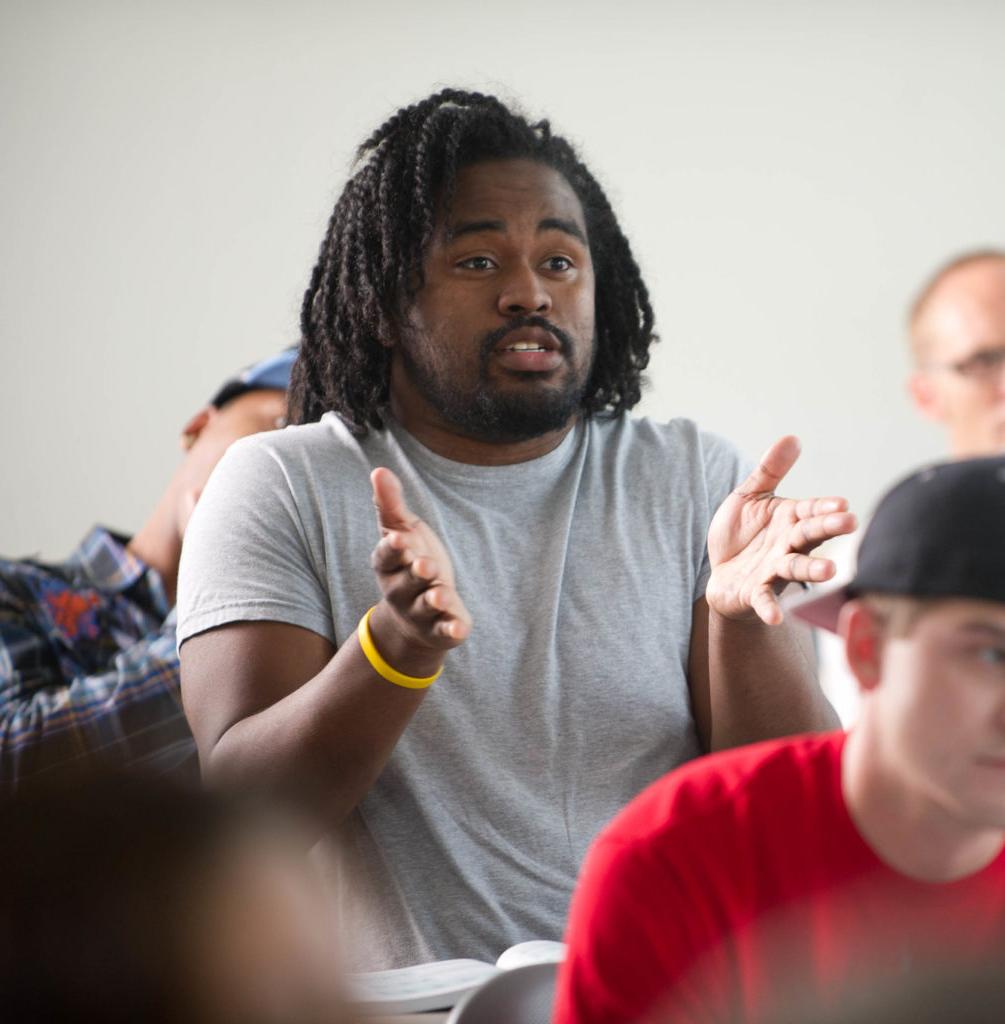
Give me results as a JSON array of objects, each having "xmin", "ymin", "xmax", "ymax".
[{"xmin": 554, "ymin": 455, "xmax": 1005, "ymax": 1024}]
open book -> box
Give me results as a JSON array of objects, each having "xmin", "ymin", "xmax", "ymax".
[{"xmin": 348, "ymin": 940, "xmax": 566, "ymax": 1015}]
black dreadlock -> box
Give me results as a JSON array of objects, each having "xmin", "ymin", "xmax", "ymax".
[{"xmin": 290, "ymin": 89, "xmax": 658, "ymax": 430}]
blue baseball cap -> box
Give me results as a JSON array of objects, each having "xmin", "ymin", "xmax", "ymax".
[{"xmin": 210, "ymin": 347, "xmax": 298, "ymax": 408}]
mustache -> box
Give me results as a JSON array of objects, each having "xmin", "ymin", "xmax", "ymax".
[{"xmin": 479, "ymin": 316, "xmax": 574, "ymax": 359}]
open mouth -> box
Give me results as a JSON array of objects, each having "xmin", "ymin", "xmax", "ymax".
[
  {"xmin": 504, "ymin": 340, "xmax": 553, "ymax": 353},
  {"xmin": 492, "ymin": 327, "xmax": 564, "ymax": 372}
]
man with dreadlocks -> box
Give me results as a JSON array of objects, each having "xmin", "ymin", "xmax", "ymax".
[{"xmin": 177, "ymin": 90, "xmax": 853, "ymax": 971}]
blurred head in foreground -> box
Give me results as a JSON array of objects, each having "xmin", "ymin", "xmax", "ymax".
[
  {"xmin": 908, "ymin": 249, "xmax": 1005, "ymax": 458},
  {"xmin": 0, "ymin": 773, "xmax": 346, "ymax": 1024}
]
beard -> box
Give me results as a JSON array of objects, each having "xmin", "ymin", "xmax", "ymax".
[{"xmin": 397, "ymin": 316, "xmax": 594, "ymax": 444}]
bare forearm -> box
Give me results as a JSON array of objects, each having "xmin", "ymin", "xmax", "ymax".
[
  {"xmin": 207, "ymin": 662, "xmax": 420, "ymax": 823},
  {"xmin": 706, "ymin": 609, "xmax": 838, "ymax": 752},
  {"xmin": 200, "ymin": 608, "xmax": 443, "ymax": 824}
]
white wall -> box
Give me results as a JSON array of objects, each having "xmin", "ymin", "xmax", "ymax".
[{"xmin": 3, "ymin": 0, "xmax": 1003, "ymax": 558}]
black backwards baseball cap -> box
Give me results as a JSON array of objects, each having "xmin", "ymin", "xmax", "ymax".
[
  {"xmin": 210, "ymin": 346, "xmax": 298, "ymax": 408},
  {"xmin": 787, "ymin": 454, "xmax": 1005, "ymax": 633}
]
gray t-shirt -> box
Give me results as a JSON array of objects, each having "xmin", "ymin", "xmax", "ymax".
[{"xmin": 177, "ymin": 412, "xmax": 745, "ymax": 970}]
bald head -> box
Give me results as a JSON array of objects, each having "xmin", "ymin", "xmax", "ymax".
[
  {"xmin": 907, "ymin": 249, "xmax": 1005, "ymax": 458},
  {"xmin": 909, "ymin": 249, "xmax": 1005, "ymax": 361}
]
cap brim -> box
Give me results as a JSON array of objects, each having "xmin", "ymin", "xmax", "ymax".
[{"xmin": 783, "ymin": 583, "xmax": 852, "ymax": 633}]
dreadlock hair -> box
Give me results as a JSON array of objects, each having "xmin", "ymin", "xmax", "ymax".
[{"xmin": 290, "ymin": 88, "xmax": 658, "ymax": 430}]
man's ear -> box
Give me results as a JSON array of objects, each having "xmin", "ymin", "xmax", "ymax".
[
  {"xmin": 179, "ymin": 406, "xmax": 215, "ymax": 451},
  {"xmin": 839, "ymin": 601, "xmax": 883, "ymax": 693},
  {"xmin": 908, "ymin": 370, "xmax": 944, "ymax": 423}
]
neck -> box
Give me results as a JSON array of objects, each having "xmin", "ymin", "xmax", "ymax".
[
  {"xmin": 842, "ymin": 722, "xmax": 1005, "ymax": 882},
  {"xmin": 126, "ymin": 482, "xmax": 183, "ymax": 605},
  {"xmin": 387, "ymin": 396, "xmax": 578, "ymax": 466}
]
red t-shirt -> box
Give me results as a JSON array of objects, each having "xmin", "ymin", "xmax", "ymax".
[{"xmin": 554, "ymin": 731, "xmax": 1005, "ymax": 1024}]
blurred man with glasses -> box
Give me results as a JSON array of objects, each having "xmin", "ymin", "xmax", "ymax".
[
  {"xmin": 908, "ymin": 249, "xmax": 1005, "ymax": 457},
  {"xmin": 818, "ymin": 249, "xmax": 1005, "ymax": 726}
]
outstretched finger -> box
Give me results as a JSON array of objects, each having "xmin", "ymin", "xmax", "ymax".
[
  {"xmin": 371, "ymin": 468, "xmax": 420, "ymax": 534},
  {"xmin": 435, "ymin": 589, "xmax": 472, "ymax": 642},
  {"xmin": 777, "ymin": 552, "xmax": 836, "ymax": 584},
  {"xmin": 371, "ymin": 532, "xmax": 416, "ymax": 575},
  {"xmin": 409, "ymin": 581, "xmax": 462, "ymax": 620},
  {"xmin": 788, "ymin": 511, "xmax": 857, "ymax": 552},
  {"xmin": 438, "ymin": 615, "xmax": 471, "ymax": 642},
  {"xmin": 735, "ymin": 435, "xmax": 801, "ymax": 498},
  {"xmin": 373, "ymin": 534, "xmax": 452, "ymax": 607},
  {"xmin": 793, "ymin": 495, "xmax": 848, "ymax": 519},
  {"xmin": 411, "ymin": 585, "xmax": 472, "ymax": 643}
]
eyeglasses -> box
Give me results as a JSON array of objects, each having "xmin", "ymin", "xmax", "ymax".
[{"xmin": 927, "ymin": 346, "xmax": 1005, "ymax": 383}]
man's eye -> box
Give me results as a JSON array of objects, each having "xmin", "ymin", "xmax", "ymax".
[
  {"xmin": 968, "ymin": 352, "xmax": 1001, "ymax": 372},
  {"xmin": 978, "ymin": 646, "xmax": 1005, "ymax": 667},
  {"xmin": 458, "ymin": 256, "xmax": 495, "ymax": 271},
  {"xmin": 956, "ymin": 348, "xmax": 1005, "ymax": 377},
  {"xmin": 544, "ymin": 256, "xmax": 573, "ymax": 272}
]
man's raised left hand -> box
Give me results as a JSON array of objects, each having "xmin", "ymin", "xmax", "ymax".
[{"xmin": 705, "ymin": 436, "xmax": 856, "ymax": 626}]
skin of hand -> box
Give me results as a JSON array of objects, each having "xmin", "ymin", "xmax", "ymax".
[
  {"xmin": 368, "ymin": 468, "xmax": 472, "ymax": 665},
  {"xmin": 705, "ymin": 436, "xmax": 857, "ymax": 626}
]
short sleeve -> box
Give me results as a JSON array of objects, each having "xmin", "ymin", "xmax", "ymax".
[{"xmin": 176, "ymin": 434, "xmax": 335, "ymax": 647}]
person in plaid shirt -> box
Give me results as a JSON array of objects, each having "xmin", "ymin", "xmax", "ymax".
[{"xmin": 0, "ymin": 350, "xmax": 295, "ymax": 792}]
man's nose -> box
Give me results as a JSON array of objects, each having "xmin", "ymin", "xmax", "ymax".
[{"xmin": 497, "ymin": 263, "xmax": 552, "ymax": 316}]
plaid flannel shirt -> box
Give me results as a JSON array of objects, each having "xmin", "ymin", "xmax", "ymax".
[{"xmin": 0, "ymin": 527, "xmax": 196, "ymax": 792}]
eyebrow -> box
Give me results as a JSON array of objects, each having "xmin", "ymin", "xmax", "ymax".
[
  {"xmin": 955, "ymin": 622, "xmax": 1005, "ymax": 641},
  {"xmin": 445, "ymin": 217, "xmax": 588, "ymax": 244}
]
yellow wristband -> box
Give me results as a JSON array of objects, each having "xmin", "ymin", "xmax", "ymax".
[{"xmin": 357, "ymin": 606, "xmax": 442, "ymax": 690}]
